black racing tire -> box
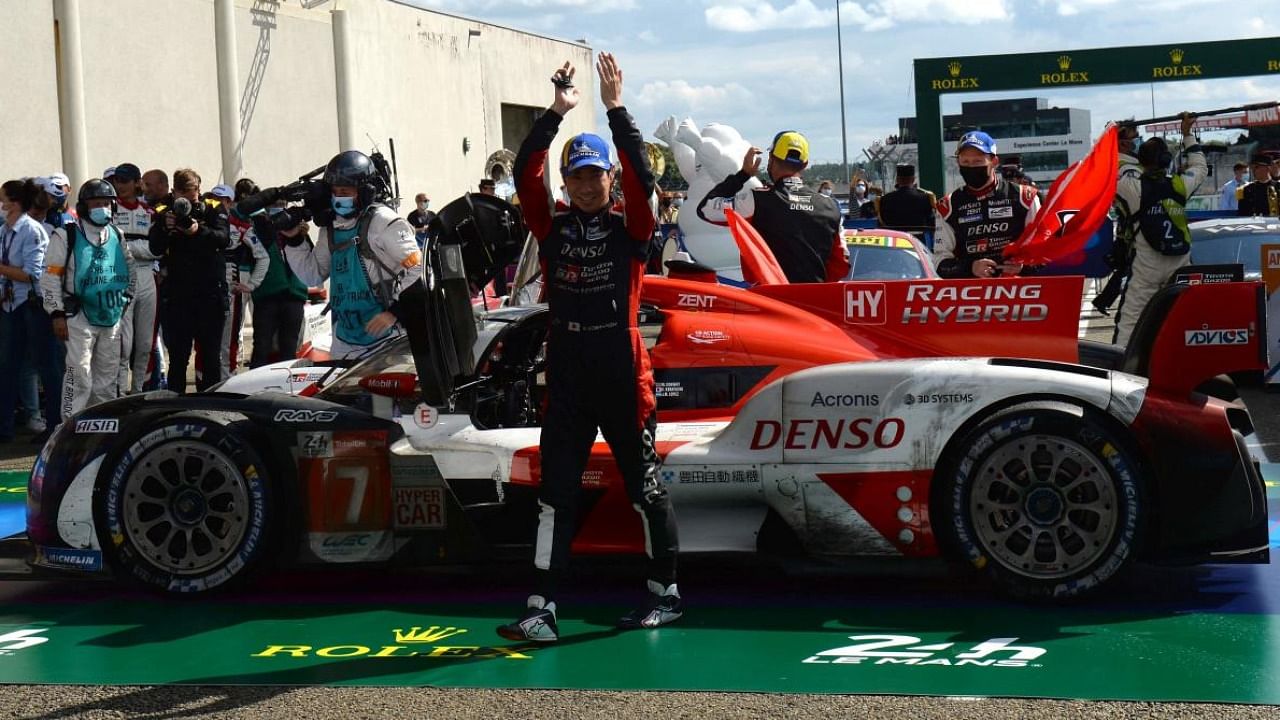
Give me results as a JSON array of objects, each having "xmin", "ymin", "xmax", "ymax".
[
  {"xmin": 935, "ymin": 402, "xmax": 1143, "ymax": 601},
  {"xmin": 97, "ymin": 418, "xmax": 273, "ymax": 595}
]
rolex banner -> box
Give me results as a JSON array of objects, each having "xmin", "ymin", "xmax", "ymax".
[{"xmin": 1264, "ymin": 244, "xmax": 1280, "ymax": 388}]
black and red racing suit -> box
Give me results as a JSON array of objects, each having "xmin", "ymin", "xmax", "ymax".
[{"xmin": 514, "ymin": 106, "xmax": 678, "ymax": 599}]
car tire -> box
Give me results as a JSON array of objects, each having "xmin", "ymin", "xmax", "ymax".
[
  {"xmin": 936, "ymin": 402, "xmax": 1143, "ymax": 601},
  {"xmin": 97, "ymin": 418, "xmax": 273, "ymax": 594}
]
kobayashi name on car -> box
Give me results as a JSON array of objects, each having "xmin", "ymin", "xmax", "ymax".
[{"xmin": 750, "ymin": 417, "xmax": 905, "ymax": 451}]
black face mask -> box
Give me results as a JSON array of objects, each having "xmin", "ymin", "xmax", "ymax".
[{"xmin": 959, "ymin": 165, "xmax": 992, "ymax": 189}]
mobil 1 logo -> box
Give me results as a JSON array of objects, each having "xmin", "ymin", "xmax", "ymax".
[{"xmin": 804, "ymin": 634, "xmax": 1046, "ymax": 669}]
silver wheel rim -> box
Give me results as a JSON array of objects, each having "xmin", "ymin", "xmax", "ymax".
[
  {"xmin": 969, "ymin": 433, "xmax": 1119, "ymax": 580},
  {"xmin": 122, "ymin": 440, "xmax": 251, "ymax": 576}
]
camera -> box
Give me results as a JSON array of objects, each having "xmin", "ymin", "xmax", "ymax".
[{"xmin": 268, "ymin": 205, "xmax": 311, "ymax": 234}]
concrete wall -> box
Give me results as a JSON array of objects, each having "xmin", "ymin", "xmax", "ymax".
[
  {"xmin": 1, "ymin": 2, "xmax": 63, "ymax": 178},
  {"xmin": 0, "ymin": 0, "xmax": 594, "ymax": 209}
]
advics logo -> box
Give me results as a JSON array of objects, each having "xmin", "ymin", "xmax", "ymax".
[
  {"xmin": 804, "ymin": 634, "xmax": 1046, "ymax": 668},
  {"xmin": 1185, "ymin": 328, "xmax": 1250, "ymax": 346}
]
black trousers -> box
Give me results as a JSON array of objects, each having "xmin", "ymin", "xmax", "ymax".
[
  {"xmin": 162, "ymin": 293, "xmax": 226, "ymax": 394},
  {"xmin": 534, "ymin": 329, "xmax": 678, "ymax": 600},
  {"xmin": 250, "ymin": 294, "xmax": 305, "ymax": 368}
]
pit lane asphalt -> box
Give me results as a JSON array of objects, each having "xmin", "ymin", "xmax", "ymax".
[{"xmin": 2, "ymin": 313, "xmax": 1277, "ymax": 716}]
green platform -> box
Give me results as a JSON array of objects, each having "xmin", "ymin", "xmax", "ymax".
[{"xmin": 1, "ymin": 467, "xmax": 1278, "ymax": 703}]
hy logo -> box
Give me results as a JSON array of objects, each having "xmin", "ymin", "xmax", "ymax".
[
  {"xmin": 392, "ymin": 626, "xmax": 469, "ymax": 644},
  {"xmin": 1057, "ymin": 55, "xmax": 1072, "ymax": 71},
  {"xmin": 948, "ymin": 61, "xmax": 962, "ymax": 78}
]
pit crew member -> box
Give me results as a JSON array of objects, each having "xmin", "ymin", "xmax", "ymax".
[
  {"xmin": 933, "ymin": 131, "xmax": 1041, "ymax": 278},
  {"xmin": 40, "ymin": 179, "xmax": 137, "ymax": 418},
  {"xmin": 108, "ymin": 163, "xmax": 158, "ymax": 394},
  {"xmin": 696, "ymin": 130, "xmax": 849, "ymax": 284},
  {"xmin": 1113, "ymin": 113, "xmax": 1205, "ymax": 347},
  {"xmin": 497, "ymin": 53, "xmax": 681, "ymax": 644},
  {"xmin": 293, "ymin": 150, "xmax": 423, "ymax": 360}
]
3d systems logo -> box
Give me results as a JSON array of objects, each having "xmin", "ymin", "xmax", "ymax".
[{"xmin": 803, "ymin": 634, "xmax": 1046, "ymax": 669}]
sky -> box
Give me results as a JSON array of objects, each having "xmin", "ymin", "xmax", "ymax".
[{"xmin": 406, "ymin": 0, "xmax": 1280, "ymax": 164}]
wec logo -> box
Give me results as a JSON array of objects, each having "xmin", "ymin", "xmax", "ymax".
[
  {"xmin": 1185, "ymin": 328, "xmax": 1250, "ymax": 346},
  {"xmin": 803, "ymin": 634, "xmax": 1046, "ymax": 669},
  {"xmin": 273, "ymin": 409, "xmax": 339, "ymax": 423}
]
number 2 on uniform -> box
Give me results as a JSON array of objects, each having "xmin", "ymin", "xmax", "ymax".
[{"xmin": 1163, "ymin": 220, "xmax": 1176, "ymax": 241}]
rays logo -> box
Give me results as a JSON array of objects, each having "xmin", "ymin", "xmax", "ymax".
[
  {"xmin": 273, "ymin": 409, "xmax": 339, "ymax": 423},
  {"xmin": 803, "ymin": 634, "xmax": 1046, "ymax": 668}
]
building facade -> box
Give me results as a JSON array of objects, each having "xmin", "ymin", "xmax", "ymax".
[
  {"xmin": 883, "ymin": 97, "xmax": 1091, "ymax": 192},
  {"xmin": 1, "ymin": 0, "xmax": 595, "ymax": 207}
]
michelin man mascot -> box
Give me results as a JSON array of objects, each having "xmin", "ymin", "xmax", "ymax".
[{"xmin": 654, "ymin": 116, "xmax": 762, "ymax": 283}]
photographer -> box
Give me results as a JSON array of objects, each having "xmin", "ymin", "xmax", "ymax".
[
  {"xmin": 247, "ymin": 206, "xmax": 311, "ymax": 367},
  {"xmin": 40, "ymin": 179, "xmax": 137, "ymax": 419},
  {"xmin": 148, "ymin": 168, "xmax": 230, "ymax": 394},
  {"xmin": 289, "ymin": 151, "xmax": 423, "ymax": 359}
]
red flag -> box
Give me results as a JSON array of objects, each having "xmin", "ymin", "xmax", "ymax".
[
  {"xmin": 1003, "ymin": 125, "xmax": 1118, "ymax": 266},
  {"xmin": 725, "ymin": 208, "xmax": 788, "ymax": 285}
]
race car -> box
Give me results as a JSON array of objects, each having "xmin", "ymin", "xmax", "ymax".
[
  {"xmin": 19, "ymin": 198, "xmax": 1271, "ymax": 601},
  {"xmin": 840, "ymin": 229, "xmax": 937, "ymax": 280}
]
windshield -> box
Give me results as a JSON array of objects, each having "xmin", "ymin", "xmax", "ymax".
[
  {"xmin": 316, "ymin": 336, "xmax": 418, "ymax": 412},
  {"xmin": 845, "ymin": 245, "xmax": 928, "ymax": 280},
  {"xmin": 1190, "ymin": 230, "xmax": 1279, "ymax": 274}
]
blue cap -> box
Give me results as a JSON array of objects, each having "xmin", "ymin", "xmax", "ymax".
[
  {"xmin": 560, "ymin": 133, "xmax": 613, "ymax": 175},
  {"xmin": 956, "ymin": 131, "xmax": 998, "ymax": 155}
]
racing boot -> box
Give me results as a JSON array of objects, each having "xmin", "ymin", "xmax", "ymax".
[
  {"xmin": 497, "ymin": 595, "xmax": 559, "ymax": 643},
  {"xmin": 617, "ymin": 580, "xmax": 683, "ymax": 630}
]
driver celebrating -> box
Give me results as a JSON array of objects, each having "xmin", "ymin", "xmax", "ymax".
[
  {"xmin": 497, "ymin": 53, "xmax": 681, "ymax": 644},
  {"xmin": 934, "ymin": 131, "xmax": 1041, "ymax": 278}
]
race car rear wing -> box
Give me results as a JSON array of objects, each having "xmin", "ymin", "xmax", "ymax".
[{"xmin": 1127, "ymin": 279, "xmax": 1269, "ymax": 398}]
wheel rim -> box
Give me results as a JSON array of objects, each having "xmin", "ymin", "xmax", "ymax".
[
  {"xmin": 969, "ymin": 433, "xmax": 1119, "ymax": 580},
  {"xmin": 121, "ymin": 440, "xmax": 251, "ymax": 576}
]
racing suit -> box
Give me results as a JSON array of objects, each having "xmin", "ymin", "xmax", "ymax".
[
  {"xmin": 1113, "ymin": 147, "xmax": 1207, "ymax": 346},
  {"xmin": 149, "ymin": 198, "xmax": 230, "ymax": 394},
  {"xmin": 41, "ymin": 219, "xmax": 137, "ymax": 419},
  {"xmin": 298, "ymin": 204, "xmax": 423, "ymax": 359},
  {"xmin": 696, "ymin": 173, "xmax": 849, "ymax": 283},
  {"xmin": 514, "ymin": 106, "xmax": 678, "ymax": 599},
  {"xmin": 219, "ymin": 212, "xmax": 269, "ymax": 377},
  {"xmin": 933, "ymin": 178, "xmax": 1041, "ymax": 278},
  {"xmin": 1094, "ymin": 152, "xmax": 1145, "ymax": 313},
  {"xmin": 113, "ymin": 199, "xmax": 157, "ymax": 394}
]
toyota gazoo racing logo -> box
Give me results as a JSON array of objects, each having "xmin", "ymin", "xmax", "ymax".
[
  {"xmin": 804, "ymin": 634, "xmax": 1046, "ymax": 668},
  {"xmin": 273, "ymin": 409, "xmax": 339, "ymax": 423},
  {"xmin": 1185, "ymin": 327, "xmax": 1250, "ymax": 346}
]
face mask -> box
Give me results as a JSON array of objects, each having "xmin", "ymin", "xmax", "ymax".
[
  {"xmin": 855, "ymin": 184, "xmax": 866, "ymax": 194},
  {"xmin": 672, "ymin": 199, "xmax": 683, "ymax": 208},
  {"xmin": 331, "ymin": 196, "xmax": 357, "ymax": 217},
  {"xmin": 417, "ymin": 201, "xmax": 429, "ymax": 211},
  {"xmin": 959, "ymin": 164, "xmax": 992, "ymax": 189},
  {"xmin": 820, "ymin": 188, "xmax": 833, "ymax": 197},
  {"xmin": 88, "ymin": 206, "xmax": 113, "ymax": 225}
]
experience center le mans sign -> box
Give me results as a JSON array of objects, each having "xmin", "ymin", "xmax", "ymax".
[{"xmin": 912, "ymin": 37, "xmax": 1280, "ymax": 194}]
